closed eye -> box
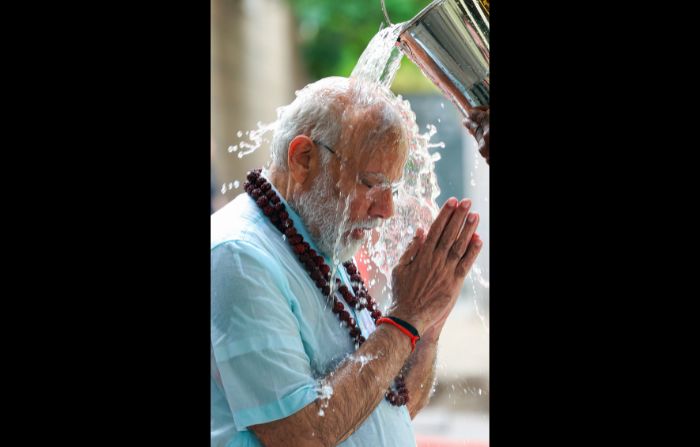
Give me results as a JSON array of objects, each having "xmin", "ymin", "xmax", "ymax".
[{"xmin": 360, "ymin": 178, "xmax": 374, "ymax": 189}]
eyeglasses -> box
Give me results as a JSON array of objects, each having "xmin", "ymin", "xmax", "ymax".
[{"xmin": 313, "ymin": 139, "xmax": 403, "ymax": 197}]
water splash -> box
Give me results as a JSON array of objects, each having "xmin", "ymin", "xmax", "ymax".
[
  {"xmin": 346, "ymin": 25, "xmax": 448, "ymax": 295},
  {"xmin": 236, "ymin": 121, "xmax": 276, "ymax": 159},
  {"xmin": 316, "ymin": 381, "xmax": 334, "ymax": 417},
  {"xmin": 350, "ymin": 353, "xmax": 378, "ymax": 372},
  {"xmin": 350, "ymin": 23, "xmax": 404, "ymax": 88},
  {"xmin": 362, "ymin": 93, "xmax": 442, "ymax": 293}
]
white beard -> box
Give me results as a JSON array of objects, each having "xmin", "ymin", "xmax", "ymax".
[{"xmin": 290, "ymin": 169, "xmax": 379, "ymax": 263}]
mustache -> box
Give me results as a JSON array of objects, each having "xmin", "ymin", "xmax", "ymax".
[{"xmin": 347, "ymin": 218, "xmax": 383, "ymax": 232}]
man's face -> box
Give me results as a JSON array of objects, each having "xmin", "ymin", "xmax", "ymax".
[{"xmin": 294, "ymin": 112, "xmax": 407, "ymax": 262}]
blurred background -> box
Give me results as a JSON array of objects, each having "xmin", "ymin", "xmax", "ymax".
[{"xmin": 212, "ymin": 1, "xmax": 489, "ymax": 445}]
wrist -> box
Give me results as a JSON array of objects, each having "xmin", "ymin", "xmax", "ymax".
[
  {"xmin": 421, "ymin": 326, "xmax": 440, "ymax": 343},
  {"xmin": 376, "ymin": 316, "xmax": 421, "ymax": 352},
  {"xmin": 387, "ymin": 307, "xmax": 426, "ymax": 335},
  {"xmin": 376, "ymin": 322, "xmax": 415, "ymax": 358}
]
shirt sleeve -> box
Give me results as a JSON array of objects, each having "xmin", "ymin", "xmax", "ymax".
[{"xmin": 211, "ymin": 240, "xmax": 318, "ymax": 431}]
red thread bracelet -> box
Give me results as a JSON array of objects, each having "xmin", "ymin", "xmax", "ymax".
[{"xmin": 376, "ymin": 317, "xmax": 420, "ymax": 351}]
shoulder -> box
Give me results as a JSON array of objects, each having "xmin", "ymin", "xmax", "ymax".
[{"xmin": 211, "ymin": 193, "xmax": 264, "ymax": 249}]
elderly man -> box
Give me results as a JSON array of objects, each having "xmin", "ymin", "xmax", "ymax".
[{"xmin": 211, "ymin": 77, "xmax": 483, "ymax": 446}]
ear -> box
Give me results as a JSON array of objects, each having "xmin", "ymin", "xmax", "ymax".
[{"xmin": 288, "ymin": 135, "xmax": 315, "ymax": 185}]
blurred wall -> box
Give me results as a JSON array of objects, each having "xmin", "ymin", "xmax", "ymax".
[{"xmin": 211, "ymin": 0, "xmax": 307, "ymax": 209}]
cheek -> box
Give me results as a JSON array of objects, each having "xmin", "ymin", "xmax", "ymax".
[
  {"xmin": 330, "ymin": 182, "xmax": 365, "ymax": 221},
  {"xmin": 346, "ymin": 193, "xmax": 371, "ymax": 222}
]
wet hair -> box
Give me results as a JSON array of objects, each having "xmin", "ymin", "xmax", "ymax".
[{"xmin": 270, "ymin": 76, "xmax": 406, "ymax": 171}]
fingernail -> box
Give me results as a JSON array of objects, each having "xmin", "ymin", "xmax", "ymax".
[
  {"xmin": 468, "ymin": 213, "xmax": 477, "ymax": 223},
  {"xmin": 460, "ymin": 199, "xmax": 471, "ymax": 209},
  {"xmin": 447, "ymin": 198, "xmax": 457, "ymax": 207},
  {"xmin": 475, "ymin": 239, "xmax": 483, "ymax": 248}
]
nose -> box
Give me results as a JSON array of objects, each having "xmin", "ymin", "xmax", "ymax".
[{"xmin": 368, "ymin": 187, "xmax": 395, "ymax": 220}]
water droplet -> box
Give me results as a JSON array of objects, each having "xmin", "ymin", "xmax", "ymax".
[
  {"xmin": 236, "ymin": 131, "xmax": 243, "ymax": 138},
  {"xmin": 470, "ymin": 179, "xmax": 476, "ymax": 186},
  {"xmin": 440, "ymin": 102, "xmax": 445, "ymax": 109},
  {"xmin": 233, "ymin": 180, "xmax": 240, "ymax": 188},
  {"xmin": 220, "ymin": 184, "xmax": 226, "ymax": 194}
]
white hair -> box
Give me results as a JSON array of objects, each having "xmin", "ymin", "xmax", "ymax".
[{"xmin": 270, "ymin": 76, "xmax": 405, "ymax": 171}]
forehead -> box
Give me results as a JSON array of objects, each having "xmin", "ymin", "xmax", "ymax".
[
  {"xmin": 359, "ymin": 145, "xmax": 407, "ymax": 183},
  {"xmin": 338, "ymin": 138, "xmax": 407, "ymax": 185},
  {"xmin": 338, "ymin": 105, "xmax": 407, "ymax": 181}
]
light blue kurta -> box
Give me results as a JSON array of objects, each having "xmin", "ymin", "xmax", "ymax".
[{"xmin": 211, "ymin": 182, "xmax": 415, "ymax": 447}]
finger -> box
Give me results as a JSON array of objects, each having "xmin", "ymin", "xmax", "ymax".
[
  {"xmin": 468, "ymin": 108, "xmax": 487, "ymax": 124},
  {"xmin": 479, "ymin": 139, "xmax": 489, "ymax": 159},
  {"xmin": 456, "ymin": 234, "xmax": 483, "ymax": 277},
  {"xmin": 463, "ymin": 119, "xmax": 478, "ymax": 136},
  {"xmin": 466, "ymin": 105, "xmax": 487, "ymax": 119},
  {"xmin": 435, "ymin": 199, "xmax": 472, "ymax": 260},
  {"xmin": 398, "ymin": 227, "xmax": 426, "ymax": 266},
  {"xmin": 424, "ymin": 197, "xmax": 458, "ymax": 251},
  {"xmin": 447, "ymin": 212, "xmax": 479, "ymax": 264}
]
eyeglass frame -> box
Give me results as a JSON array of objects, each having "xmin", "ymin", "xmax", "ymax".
[{"xmin": 312, "ymin": 139, "xmax": 403, "ymax": 197}]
